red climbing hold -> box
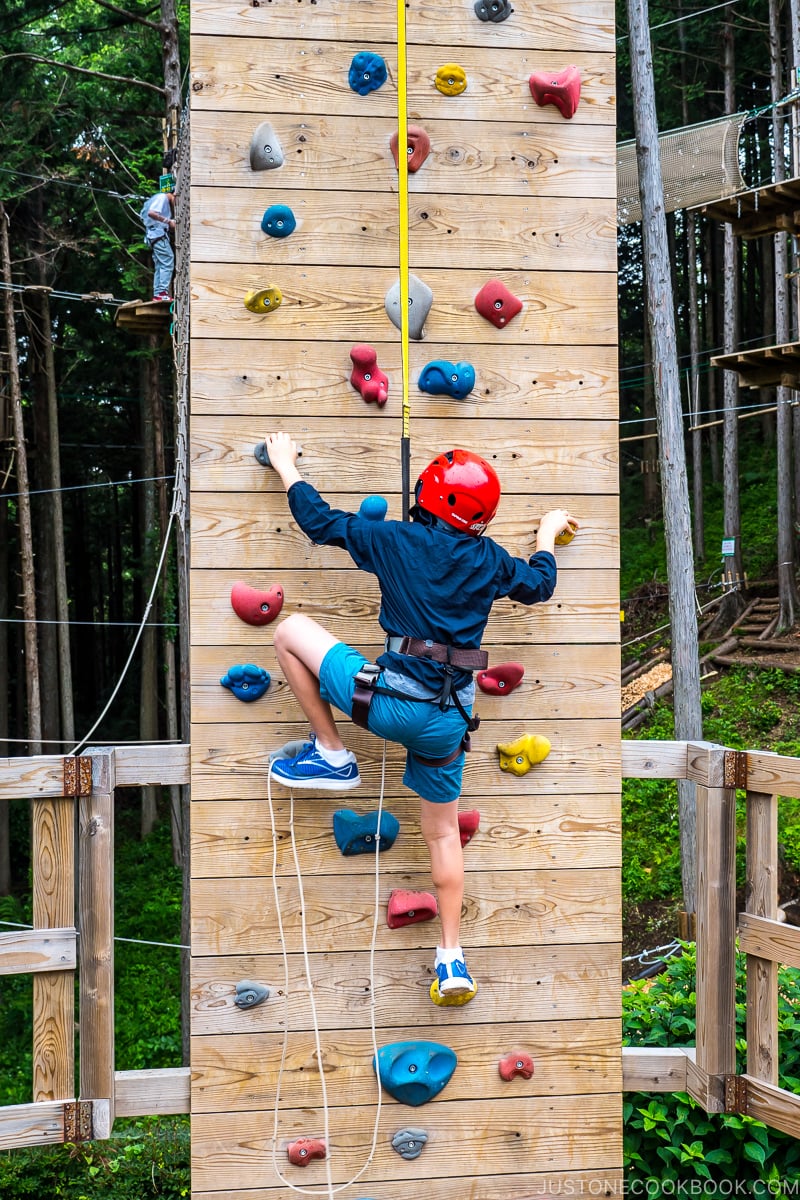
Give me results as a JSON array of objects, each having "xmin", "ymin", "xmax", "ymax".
[
  {"xmin": 499, "ymin": 1052, "xmax": 535, "ymax": 1081},
  {"xmin": 528, "ymin": 65, "xmax": 581, "ymax": 119},
  {"xmin": 350, "ymin": 344, "xmax": 389, "ymax": 407},
  {"xmin": 387, "ymin": 889, "xmax": 438, "ymax": 928},
  {"xmin": 390, "ymin": 124, "xmax": 431, "ymax": 174},
  {"xmin": 475, "ymin": 279, "xmax": 523, "ymax": 329},
  {"xmin": 458, "ymin": 809, "xmax": 480, "ymax": 847},
  {"xmin": 230, "ymin": 581, "xmax": 284, "ymax": 627},
  {"xmin": 477, "ymin": 662, "xmax": 525, "ymax": 696},
  {"xmin": 287, "ymin": 1138, "xmax": 326, "ymax": 1167}
]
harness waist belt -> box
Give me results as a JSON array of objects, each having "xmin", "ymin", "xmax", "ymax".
[{"xmin": 386, "ymin": 636, "xmax": 488, "ymax": 671}]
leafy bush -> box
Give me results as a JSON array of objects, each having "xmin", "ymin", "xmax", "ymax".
[{"xmin": 624, "ymin": 944, "xmax": 800, "ymax": 1184}]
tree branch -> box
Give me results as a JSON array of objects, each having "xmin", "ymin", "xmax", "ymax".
[
  {"xmin": 89, "ymin": 0, "xmax": 163, "ymax": 34},
  {"xmin": 1, "ymin": 53, "xmax": 166, "ymax": 95}
]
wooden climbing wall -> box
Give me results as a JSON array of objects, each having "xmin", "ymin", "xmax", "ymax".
[{"xmin": 188, "ymin": 1, "xmax": 621, "ymax": 1196}]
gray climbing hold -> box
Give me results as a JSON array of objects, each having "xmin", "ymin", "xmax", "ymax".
[
  {"xmin": 250, "ymin": 122, "xmax": 284, "ymax": 171},
  {"xmin": 234, "ymin": 980, "xmax": 270, "ymax": 1009},
  {"xmin": 391, "ymin": 1128, "xmax": 429, "ymax": 1160},
  {"xmin": 268, "ymin": 738, "xmax": 311, "ymax": 763},
  {"xmin": 384, "ymin": 275, "xmax": 433, "ymax": 341},
  {"xmin": 254, "ymin": 441, "xmax": 303, "ymax": 468}
]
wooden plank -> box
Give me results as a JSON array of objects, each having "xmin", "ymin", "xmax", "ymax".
[
  {"xmin": 191, "ymin": 793, "xmax": 621, "ymax": 879},
  {"xmin": 191, "ymin": 642, "xmax": 620, "ymax": 724},
  {"xmin": 743, "ymin": 1075, "xmax": 800, "ymax": 1139},
  {"xmin": 191, "ymin": 38, "xmax": 616, "ymax": 124},
  {"xmin": 695, "ymin": 764, "xmax": 737, "ymax": 1112},
  {"xmin": 191, "ymin": 111, "xmax": 616, "ymax": 198},
  {"xmin": 194, "ymin": 1172, "xmax": 627, "ymax": 1200},
  {"xmin": 621, "ymin": 740, "xmax": 688, "ymax": 780},
  {"xmin": 191, "ymin": 265, "xmax": 618, "ymax": 345},
  {"xmin": 0, "ymin": 755, "xmax": 65, "ymax": 800},
  {"xmin": 739, "ymin": 913, "xmax": 800, "ymax": 971},
  {"xmin": 0, "ymin": 1101, "xmax": 67, "ymax": 1150},
  {"xmin": 0, "ymin": 928, "xmax": 76, "ymax": 976},
  {"xmin": 190, "ymin": 867, "xmax": 621, "ymax": 956},
  {"xmin": 712, "ymin": 342, "xmax": 800, "ymax": 390},
  {"xmin": 190, "ymin": 1094, "xmax": 622, "ymax": 1191},
  {"xmin": 190, "ymin": 339, "xmax": 619, "ymax": 419},
  {"xmin": 191, "ymin": 0, "xmax": 616, "ymax": 52},
  {"xmin": 191, "ymin": 188, "xmax": 617, "ymax": 272},
  {"xmin": 745, "ymin": 792, "xmax": 779, "ymax": 1085},
  {"xmin": 115, "ymin": 1068, "xmax": 191, "ymax": 1117},
  {"xmin": 32, "ymin": 796, "xmax": 74, "ymax": 1103},
  {"xmin": 192, "ymin": 1019, "xmax": 621, "ymax": 1112},
  {"xmin": 78, "ymin": 780, "xmax": 115, "ymax": 1121},
  {"xmin": 0, "ymin": 745, "xmax": 189, "ymax": 797},
  {"xmin": 188, "ymin": 717, "xmax": 622, "ymax": 800},
  {"xmin": 745, "ymin": 749, "xmax": 800, "ymax": 800},
  {"xmin": 190, "ymin": 943, "xmax": 621, "ymax": 1033},
  {"xmin": 622, "ymin": 1046, "xmax": 689, "ymax": 1093},
  {"xmin": 111, "ymin": 742, "xmax": 190, "ymax": 787}
]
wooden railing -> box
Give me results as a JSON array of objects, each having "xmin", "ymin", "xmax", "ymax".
[
  {"xmin": 622, "ymin": 741, "xmax": 800, "ymax": 1139},
  {"xmin": 0, "ymin": 745, "xmax": 190, "ymax": 1150},
  {"xmin": 2, "ymin": 739, "xmax": 800, "ymax": 1147}
]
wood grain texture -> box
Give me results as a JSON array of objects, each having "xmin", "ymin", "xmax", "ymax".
[
  {"xmin": 195, "ymin": 1171, "xmax": 626, "ymax": 1200},
  {"xmin": 191, "ymin": 1018, "xmax": 622, "ymax": 1112},
  {"xmin": 190, "ymin": 338, "xmax": 618, "ymax": 418},
  {"xmin": 192, "ymin": 189, "xmax": 617, "ymax": 272},
  {"xmin": 191, "ymin": 37, "xmax": 615, "ymax": 124},
  {"xmin": 32, "ymin": 797, "xmax": 74, "ymax": 1103},
  {"xmin": 0, "ymin": 929, "xmax": 75, "ymax": 975},
  {"xmin": 191, "ymin": 111, "xmax": 615, "ymax": 197},
  {"xmin": 190, "ymin": 793, "xmax": 621, "ymax": 878},
  {"xmin": 192, "ymin": 641, "xmax": 620, "ymax": 724},
  {"xmin": 191, "ymin": 1094, "xmax": 622, "ymax": 1191},
  {"xmin": 191, "ymin": 0, "xmax": 616, "ymax": 53},
  {"xmin": 78, "ymin": 791, "xmax": 115, "ymax": 1112},
  {"xmin": 191, "ymin": 264, "xmax": 618, "ymax": 345}
]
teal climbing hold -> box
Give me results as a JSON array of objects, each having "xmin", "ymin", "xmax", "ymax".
[
  {"xmin": 349, "ymin": 52, "xmax": 387, "ymax": 95},
  {"xmin": 261, "ymin": 204, "xmax": 296, "ymax": 238},
  {"xmin": 374, "ymin": 1042, "xmax": 457, "ymax": 1107},
  {"xmin": 359, "ymin": 495, "xmax": 388, "ymax": 521},
  {"xmin": 418, "ymin": 361, "xmax": 476, "ymax": 400},
  {"xmin": 332, "ymin": 809, "xmax": 399, "ymax": 855},
  {"xmin": 220, "ymin": 664, "xmax": 271, "ymax": 702}
]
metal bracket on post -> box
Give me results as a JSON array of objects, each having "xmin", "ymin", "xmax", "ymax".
[
  {"xmin": 723, "ymin": 750, "xmax": 748, "ymax": 790},
  {"xmin": 724, "ymin": 1074, "xmax": 748, "ymax": 1114},
  {"xmin": 63, "ymin": 1100, "xmax": 94, "ymax": 1143},
  {"xmin": 63, "ymin": 756, "xmax": 92, "ymax": 797}
]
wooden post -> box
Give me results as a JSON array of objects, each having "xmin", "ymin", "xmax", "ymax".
[
  {"xmin": 78, "ymin": 752, "xmax": 116, "ymax": 1124},
  {"xmin": 694, "ymin": 745, "xmax": 737, "ymax": 1111},
  {"xmin": 745, "ymin": 790, "xmax": 779, "ymax": 1085}
]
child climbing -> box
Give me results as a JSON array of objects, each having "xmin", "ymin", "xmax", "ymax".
[
  {"xmin": 140, "ymin": 187, "xmax": 175, "ymax": 301},
  {"xmin": 264, "ymin": 431, "xmax": 576, "ymax": 1003}
]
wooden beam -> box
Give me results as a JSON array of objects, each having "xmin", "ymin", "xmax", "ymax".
[
  {"xmin": 0, "ymin": 1098, "xmax": 111, "ymax": 1150},
  {"xmin": 0, "ymin": 928, "xmax": 75, "ymax": 975},
  {"xmin": 739, "ymin": 912, "xmax": 800, "ymax": 970},
  {"xmin": 0, "ymin": 744, "xmax": 189, "ymax": 800},
  {"xmin": 32, "ymin": 796, "xmax": 74, "ymax": 1103},
  {"xmin": 745, "ymin": 750, "xmax": 800, "ymax": 800},
  {"xmin": 743, "ymin": 1075, "xmax": 800, "ymax": 1138},
  {"xmin": 692, "ymin": 177, "xmax": 800, "ymax": 239},
  {"xmin": 622, "ymin": 1046, "xmax": 689, "ymax": 1092},
  {"xmin": 711, "ymin": 341, "xmax": 800, "ymax": 389},
  {"xmin": 744, "ymin": 793, "xmax": 779, "ymax": 1085},
  {"xmin": 114, "ymin": 1067, "xmax": 190, "ymax": 1117},
  {"xmin": 621, "ymin": 740, "xmax": 688, "ymax": 780}
]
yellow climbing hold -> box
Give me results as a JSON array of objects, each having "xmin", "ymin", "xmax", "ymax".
[
  {"xmin": 496, "ymin": 733, "xmax": 551, "ymax": 776},
  {"xmin": 430, "ymin": 978, "xmax": 478, "ymax": 1007},
  {"xmin": 434, "ymin": 63, "xmax": 467, "ymax": 96},
  {"xmin": 244, "ymin": 286, "xmax": 282, "ymax": 314}
]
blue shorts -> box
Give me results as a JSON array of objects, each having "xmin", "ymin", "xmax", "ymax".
[{"xmin": 319, "ymin": 641, "xmax": 468, "ymax": 804}]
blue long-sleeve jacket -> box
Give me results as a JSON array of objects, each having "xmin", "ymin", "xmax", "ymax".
[{"xmin": 287, "ymin": 480, "xmax": 557, "ymax": 691}]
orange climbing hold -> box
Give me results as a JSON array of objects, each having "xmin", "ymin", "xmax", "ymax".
[{"xmin": 528, "ymin": 65, "xmax": 581, "ymax": 119}]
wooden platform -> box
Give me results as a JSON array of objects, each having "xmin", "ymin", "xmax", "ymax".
[
  {"xmin": 114, "ymin": 297, "xmax": 172, "ymax": 335},
  {"xmin": 711, "ymin": 340, "xmax": 800, "ymax": 389},
  {"xmin": 693, "ymin": 177, "xmax": 800, "ymax": 238}
]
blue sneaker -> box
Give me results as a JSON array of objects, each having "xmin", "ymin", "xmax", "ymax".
[
  {"xmin": 269, "ymin": 739, "xmax": 361, "ymax": 791},
  {"xmin": 434, "ymin": 955, "xmax": 476, "ymax": 995}
]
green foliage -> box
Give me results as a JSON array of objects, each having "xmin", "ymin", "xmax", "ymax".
[{"xmin": 624, "ymin": 946, "xmax": 800, "ymax": 1185}]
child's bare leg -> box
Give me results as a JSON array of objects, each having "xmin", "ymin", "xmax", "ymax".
[
  {"xmin": 273, "ymin": 613, "xmax": 344, "ymax": 751},
  {"xmin": 420, "ymin": 798, "xmax": 464, "ymax": 948}
]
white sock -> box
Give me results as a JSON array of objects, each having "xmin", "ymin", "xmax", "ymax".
[
  {"xmin": 435, "ymin": 945, "xmax": 464, "ymax": 966},
  {"xmin": 317, "ymin": 743, "xmax": 353, "ymax": 767}
]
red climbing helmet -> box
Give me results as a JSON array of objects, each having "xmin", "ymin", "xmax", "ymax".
[{"xmin": 413, "ymin": 449, "xmax": 501, "ymax": 536}]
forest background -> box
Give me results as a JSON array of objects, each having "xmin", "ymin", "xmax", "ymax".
[{"xmin": 3, "ymin": 0, "xmax": 800, "ymax": 1192}]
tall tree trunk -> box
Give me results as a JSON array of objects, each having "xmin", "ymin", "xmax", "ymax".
[
  {"xmin": 641, "ymin": 312, "xmax": 660, "ymax": 513},
  {"xmin": 160, "ymin": 0, "xmax": 182, "ymax": 116},
  {"xmin": 686, "ymin": 211, "xmax": 704, "ymax": 562},
  {"xmin": 140, "ymin": 345, "xmax": 160, "ymax": 837},
  {"xmin": 703, "ymin": 224, "xmax": 721, "ymax": 484},
  {"xmin": 1, "ymin": 204, "xmax": 42, "ymax": 754},
  {"xmin": 627, "ymin": 0, "xmax": 703, "ymax": 915},
  {"xmin": 0, "ymin": 495, "xmax": 9, "ymax": 892}
]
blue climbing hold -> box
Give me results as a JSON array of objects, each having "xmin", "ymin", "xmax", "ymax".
[
  {"xmin": 333, "ymin": 809, "xmax": 399, "ymax": 856},
  {"xmin": 374, "ymin": 1042, "xmax": 457, "ymax": 1107},
  {"xmin": 348, "ymin": 52, "xmax": 387, "ymax": 95},
  {"xmin": 261, "ymin": 204, "xmax": 296, "ymax": 239},
  {"xmin": 359, "ymin": 495, "xmax": 388, "ymax": 521},
  {"xmin": 220, "ymin": 663, "xmax": 271, "ymax": 702},
  {"xmin": 418, "ymin": 361, "xmax": 476, "ymax": 400}
]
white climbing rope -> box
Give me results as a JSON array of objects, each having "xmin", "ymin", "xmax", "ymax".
[{"xmin": 265, "ymin": 742, "xmax": 387, "ymax": 1196}]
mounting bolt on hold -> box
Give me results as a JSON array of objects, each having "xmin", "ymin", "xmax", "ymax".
[
  {"xmin": 385, "ymin": 274, "xmax": 433, "ymax": 340},
  {"xmin": 474, "ymin": 0, "xmax": 513, "ymax": 21},
  {"xmin": 350, "ymin": 344, "xmax": 389, "ymax": 406},
  {"xmin": 499, "ymin": 1051, "xmax": 535, "ymax": 1080},
  {"xmin": 391, "ymin": 1128, "xmax": 429, "ymax": 1159},
  {"xmin": 220, "ymin": 664, "xmax": 271, "ymax": 702},
  {"xmin": 230, "ymin": 581, "xmax": 284, "ymax": 626},
  {"xmin": 390, "ymin": 125, "xmax": 431, "ymax": 173},
  {"xmin": 287, "ymin": 1138, "xmax": 326, "ymax": 1167},
  {"xmin": 387, "ymin": 889, "xmax": 438, "ymax": 928},
  {"xmin": 497, "ymin": 733, "xmax": 551, "ymax": 775},
  {"xmin": 418, "ymin": 360, "xmax": 476, "ymax": 400},
  {"xmin": 477, "ymin": 662, "xmax": 525, "ymax": 695},
  {"xmin": 475, "ymin": 279, "xmax": 523, "ymax": 328}
]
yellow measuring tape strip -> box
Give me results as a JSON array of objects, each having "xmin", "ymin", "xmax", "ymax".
[{"xmin": 396, "ymin": 0, "xmax": 412, "ymax": 512}]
